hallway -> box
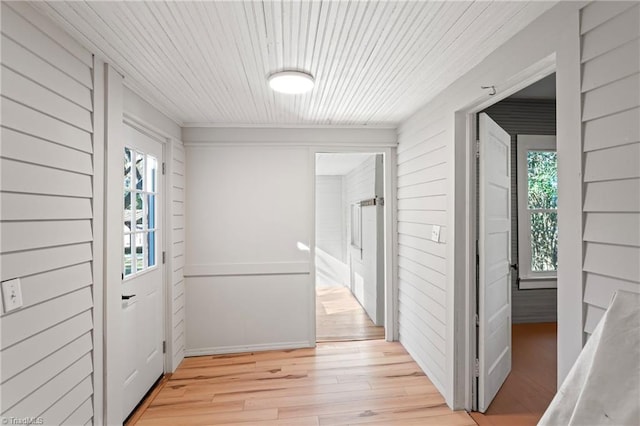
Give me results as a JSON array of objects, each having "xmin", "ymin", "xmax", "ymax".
[{"xmin": 316, "ymin": 286, "xmax": 385, "ymax": 342}]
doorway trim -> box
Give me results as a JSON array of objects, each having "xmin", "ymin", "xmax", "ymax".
[
  {"xmin": 103, "ymin": 65, "xmax": 172, "ymax": 424},
  {"xmin": 453, "ymin": 55, "xmax": 558, "ymax": 410},
  {"xmin": 309, "ymin": 146, "xmax": 399, "ymax": 343}
]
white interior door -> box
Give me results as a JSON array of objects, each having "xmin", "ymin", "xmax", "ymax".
[
  {"xmin": 478, "ymin": 113, "xmax": 512, "ymax": 412},
  {"xmin": 122, "ymin": 124, "xmax": 164, "ymax": 420}
]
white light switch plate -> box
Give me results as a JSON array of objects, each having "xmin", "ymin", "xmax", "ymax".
[
  {"xmin": 431, "ymin": 225, "xmax": 441, "ymax": 243},
  {"xmin": 2, "ymin": 278, "xmax": 23, "ymax": 313}
]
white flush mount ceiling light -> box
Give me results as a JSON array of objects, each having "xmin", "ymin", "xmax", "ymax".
[{"xmin": 268, "ymin": 71, "xmax": 314, "ymax": 94}]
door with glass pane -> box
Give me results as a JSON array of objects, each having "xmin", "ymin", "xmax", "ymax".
[{"xmin": 122, "ymin": 123, "xmax": 164, "ymax": 420}]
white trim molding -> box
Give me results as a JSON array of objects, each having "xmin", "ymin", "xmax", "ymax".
[
  {"xmin": 182, "ymin": 126, "xmax": 398, "ymax": 147},
  {"xmin": 185, "ymin": 341, "xmax": 314, "ymax": 357},
  {"xmin": 184, "ymin": 262, "xmax": 311, "ymax": 277}
]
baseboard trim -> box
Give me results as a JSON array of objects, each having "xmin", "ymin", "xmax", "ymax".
[{"xmin": 185, "ymin": 341, "xmax": 314, "ymax": 357}]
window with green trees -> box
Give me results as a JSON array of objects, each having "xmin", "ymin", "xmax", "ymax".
[
  {"xmin": 527, "ymin": 151, "xmax": 558, "ymax": 272},
  {"xmin": 517, "ymin": 135, "xmax": 558, "ymax": 288}
]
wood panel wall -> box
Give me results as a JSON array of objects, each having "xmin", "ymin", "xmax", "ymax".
[
  {"xmin": 580, "ymin": 2, "xmax": 640, "ymax": 335},
  {"xmin": 170, "ymin": 139, "xmax": 186, "ymax": 369},
  {"xmin": 1, "ymin": 3, "xmax": 95, "ymax": 423},
  {"xmin": 396, "ymin": 110, "xmax": 449, "ymax": 395}
]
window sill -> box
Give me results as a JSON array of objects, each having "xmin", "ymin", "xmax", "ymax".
[{"xmin": 518, "ymin": 277, "xmax": 557, "ymax": 290}]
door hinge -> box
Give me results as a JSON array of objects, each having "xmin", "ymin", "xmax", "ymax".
[
  {"xmin": 475, "ymin": 313, "xmax": 479, "ymax": 326},
  {"xmin": 475, "ymin": 140, "xmax": 480, "ymax": 158},
  {"xmin": 474, "ymin": 358, "xmax": 480, "ymax": 377},
  {"xmin": 162, "ymin": 162, "xmax": 166, "ymax": 175},
  {"xmin": 162, "ymin": 341, "xmax": 166, "ymax": 354},
  {"xmin": 162, "ymin": 251, "xmax": 166, "ymax": 264}
]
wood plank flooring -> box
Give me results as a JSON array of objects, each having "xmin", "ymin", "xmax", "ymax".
[
  {"xmin": 316, "ymin": 286, "xmax": 385, "ymax": 342},
  {"xmin": 130, "ymin": 339, "xmax": 476, "ymax": 426},
  {"xmin": 470, "ymin": 322, "xmax": 557, "ymax": 426}
]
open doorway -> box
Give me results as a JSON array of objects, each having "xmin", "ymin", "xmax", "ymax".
[
  {"xmin": 471, "ymin": 73, "xmax": 558, "ymax": 425},
  {"xmin": 315, "ymin": 153, "xmax": 385, "ymax": 342}
]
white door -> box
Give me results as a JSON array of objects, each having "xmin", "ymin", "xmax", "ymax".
[
  {"xmin": 478, "ymin": 113, "xmax": 512, "ymax": 412},
  {"xmin": 122, "ymin": 124, "xmax": 164, "ymax": 420}
]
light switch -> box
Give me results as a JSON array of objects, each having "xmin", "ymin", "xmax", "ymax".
[
  {"xmin": 431, "ymin": 225, "xmax": 441, "ymax": 243},
  {"xmin": 2, "ymin": 278, "xmax": 23, "ymax": 313}
]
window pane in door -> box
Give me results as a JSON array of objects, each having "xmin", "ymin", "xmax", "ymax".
[
  {"xmin": 147, "ymin": 231, "xmax": 156, "ymax": 267},
  {"xmin": 530, "ymin": 211, "xmax": 558, "ymax": 272},
  {"xmin": 136, "ymin": 151, "xmax": 144, "ymax": 191},
  {"xmin": 135, "ymin": 193, "xmax": 144, "ymax": 230},
  {"xmin": 147, "ymin": 194, "xmax": 156, "ymax": 230},
  {"xmin": 527, "ymin": 151, "xmax": 557, "ymax": 209},
  {"xmin": 135, "ymin": 233, "xmax": 144, "ymax": 271},
  {"xmin": 124, "ymin": 148, "xmax": 132, "ymax": 189},
  {"xmin": 124, "ymin": 233, "xmax": 133, "ymax": 276},
  {"xmin": 124, "ymin": 191, "xmax": 132, "ymax": 232}
]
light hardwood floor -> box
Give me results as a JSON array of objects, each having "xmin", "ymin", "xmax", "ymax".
[
  {"xmin": 316, "ymin": 286, "xmax": 385, "ymax": 342},
  {"xmin": 129, "ymin": 339, "xmax": 476, "ymax": 426},
  {"xmin": 470, "ymin": 322, "xmax": 557, "ymax": 426}
]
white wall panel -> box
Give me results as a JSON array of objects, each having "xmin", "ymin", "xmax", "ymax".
[
  {"xmin": 315, "ymin": 175, "xmax": 348, "ymax": 287},
  {"xmin": 1, "ymin": 66, "xmax": 92, "ymax": 131},
  {"xmin": 316, "ymin": 176, "xmax": 345, "ymax": 262},
  {"xmin": 580, "ymin": 3, "xmax": 640, "ymax": 336},
  {"xmin": 1, "ymin": 193, "xmax": 92, "ymax": 221},
  {"xmin": 1, "ymin": 128, "xmax": 93, "ymax": 175},
  {"xmin": 184, "ymin": 139, "xmax": 313, "ymax": 353},
  {"xmin": 170, "ymin": 139, "xmax": 187, "ymax": 370},
  {"xmin": 0, "ymin": 3, "xmax": 95, "ymax": 423},
  {"xmin": 583, "ymin": 107, "xmax": 640, "ymax": 151},
  {"xmin": 185, "ymin": 275, "xmax": 311, "ymax": 355},
  {"xmin": 1, "ymin": 35, "xmax": 92, "ymax": 109},
  {"xmin": 345, "ymin": 155, "xmax": 384, "ymax": 325}
]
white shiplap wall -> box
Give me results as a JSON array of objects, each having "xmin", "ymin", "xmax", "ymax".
[
  {"xmin": 316, "ymin": 175, "xmax": 349, "ymax": 288},
  {"xmin": 316, "ymin": 176, "xmax": 345, "ymax": 262},
  {"xmin": 396, "ymin": 113, "xmax": 449, "ymax": 395},
  {"xmin": 580, "ymin": 2, "xmax": 640, "ymax": 334},
  {"xmin": 345, "ymin": 155, "xmax": 384, "ymax": 325},
  {"xmin": 170, "ymin": 139, "xmax": 186, "ymax": 368},
  {"xmin": 1, "ymin": 2, "xmax": 95, "ymax": 424},
  {"xmin": 345, "ymin": 155, "xmax": 377, "ymax": 206}
]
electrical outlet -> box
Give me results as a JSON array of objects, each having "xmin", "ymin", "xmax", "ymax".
[
  {"xmin": 431, "ymin": 225, "xmax": 441, "ymax": 243},
  {"xmin": 2, "ymin": 278, "xmax": 23, "ymax": 313}
]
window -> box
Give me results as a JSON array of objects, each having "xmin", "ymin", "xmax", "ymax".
[
  {"xmin": 124, "ymin": 147, "xmax": 158, "ymax": 278},
  {"xmin": 517, "ymin": 135, "xmax": 557, "ymax": 289}
]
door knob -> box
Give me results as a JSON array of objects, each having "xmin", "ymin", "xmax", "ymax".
[{"xmin": 122, "ymin": 294, "xmax": 136, "ymax": 300}]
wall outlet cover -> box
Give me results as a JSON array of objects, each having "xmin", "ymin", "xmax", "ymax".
[
  {"xmin": 2, "ymin": 278, "xmax": 23, "ymax": 313},
  {"xmin": 431, "ymin": 225, "xmax": 441, "ymax": 243}
]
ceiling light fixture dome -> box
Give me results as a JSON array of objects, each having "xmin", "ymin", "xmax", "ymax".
[{"xmin": 268, "ymin": 70, "xmax": 314, "ymax": 94}]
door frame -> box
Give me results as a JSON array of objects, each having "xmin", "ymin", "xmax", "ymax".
[
  {"xmin": 453, "ymin": 55, "xmax": 558, "ymax": 410},
  {"xmin": 103, "ymin": 65, "xmax": 172, "ymax": 423},
  {"xmin": 309, "ymin": 146, "xmax": 399, "ymax": 343}
]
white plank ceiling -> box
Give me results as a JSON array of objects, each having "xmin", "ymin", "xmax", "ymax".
[{"xmin": 31, "ymin": 1, "xmax": 557, "ymax": 126}]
